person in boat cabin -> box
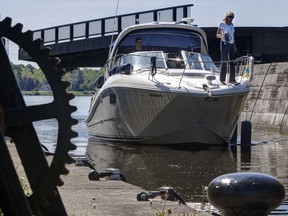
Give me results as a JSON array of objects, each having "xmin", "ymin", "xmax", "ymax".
[
  {"xmin": 216, "ymin": 11, "xmax": 238, "ymax": 85},
  {"xmin": 135, "ymin": 37, "xmax": 143, "ymax": 51}
]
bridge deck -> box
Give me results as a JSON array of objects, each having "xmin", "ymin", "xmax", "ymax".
[{"xmin": 19, "ymin": 4, "xmax": 288, "ymax": 68}]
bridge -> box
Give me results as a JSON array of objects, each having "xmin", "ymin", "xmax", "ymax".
[{"xmin": 19, "ymin": 4, "xmax": 288, "ymax": 68}]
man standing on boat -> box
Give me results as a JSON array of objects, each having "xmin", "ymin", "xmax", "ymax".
[{"xmin": 216, "ymin": 11, "xmax": 238, "ymax": 85}]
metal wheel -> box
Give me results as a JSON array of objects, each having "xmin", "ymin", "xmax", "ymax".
[{"xmin": 0, "ymin": 17, "xmax": 77, "ymax": 215}]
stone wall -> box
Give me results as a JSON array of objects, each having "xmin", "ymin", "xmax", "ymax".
[{"xmin": 240, "ymin": 62, "xmax": 288, "ymax": 132}]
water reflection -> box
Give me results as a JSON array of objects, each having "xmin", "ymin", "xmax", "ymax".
[
  {"xmin": 87, "ymin": 133, "xmax": 288, "ymax": 201},
  {"xmin": 23, "ymin": 96, "xmax": 288, "ymax": 202},
  {"xmin": 87, "ymin": 138, "xmax": 237, "ymax": 200},
  {"xmin": 236, "ymin": 140, "xmax": 288, "ymax": 193}
]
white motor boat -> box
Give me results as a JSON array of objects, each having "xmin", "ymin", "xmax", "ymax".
[{"xmin": 86, "ymin": 19, "xmax": 254, "ymax": 146}]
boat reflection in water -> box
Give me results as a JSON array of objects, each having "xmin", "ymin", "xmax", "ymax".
[{"xmin": 87, "ymin": 137, "xmax": 236, "ymax": 200}]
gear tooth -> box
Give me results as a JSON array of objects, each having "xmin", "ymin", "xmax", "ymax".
[
  {"xmin": 45, "ymin": 187, "xmax": 57, "ymax": 198},
  {"xmin": 70, "ymin": 105, "xmax": 77, "ymax": 112},
  {"xmin": 40, "ymin": 198, "xmax": 49, "ymax": 208},
  {"xmin": 3, "ymin": 17, "xmax": 85, "ymax": 212},
  {"xmin": 1, "ymin": 17, "xmax": 12, "ymax": 26},
  {"xmin": 50, "ymin": 57, "xmax": 60, "ymax": 64},
  {"xmin": 40, "ymin": 47, "xmax": 52, "ymax": 57},
  {"xmin": 73, "ymin": 119, "xmax": 78, "ymax": 125},
  {"xmin": 55, "ymin": 68, "xmax": 66, "ymax": 77},
  {"xmin": 12, "ymin": 23, "xmax": 24, "ymax": 32},
  {"xmin": 54, "ymin": 57, "xmax": 62, "ymax": 66},
  {"xmin": 67, "ymin": 140, "xmax": 77, "ymax": 149},
  {"xmin": 67, "ymin": 93, "xmax": 75, "ymax": 100},
  {"xmin": 62, "ymin": 167, "xmax": 70, "ymax": 175},
  {"xmin": 62, "ymin": 81, "xmax": 71, "ymax": 89},
  {"xmin": 71, "ymin": 130, "xmax": 78, "ymax": 138},
  {"xmin": 48, "ymin": 58, "xmax": 61, "ymax": 69},
  {"xmin": 67, "ymin": 159, "xmax": 74, "ymax": 165},
  {"xmin": 56, "ymin": 177, "xmax": 65, "ymax": 186},
  {"xmin": 23, "ymin": 30, "xmax": 34, "ymax": 41},
  {"xmin": 50, "ymin": 188, "xmax": 58, "ymax": 197},
  {"xmin": 66, "ymin": 155, "xmax": 76, "ymax": 164},
  {"xmin": 70, "ymin": 118, "xmax": 78, "ymax": 126},
  {"xmin": 33, "ymin": 38, "xmax": 44, "ymax": 48}
]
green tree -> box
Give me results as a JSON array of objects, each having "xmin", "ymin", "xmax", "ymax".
[{"xmin": 12, "ymin": 62, "xmax": 101, "ymax": 92}]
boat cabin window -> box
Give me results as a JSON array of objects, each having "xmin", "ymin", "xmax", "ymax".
[
  {"xmin": 120, "ymin": 51, "xmax": 166, "ymax": 71},
  {"xmin": 201, "ymin": 54, "xmax": 219, "ymax": 72},
  {"xmin": 116, "ymin": 28, "xmax": 202, "ymax": 55},
  {"xmin": 182, "ymin": 51, "xmax": 219, "ymax": 72},
  {"xmin": 166, "ymin": 53, "xmax": 185, "ymax": 69},
  {"xmin": 182, "ymin": 52, "xmax": 203, "ymax": 70}
]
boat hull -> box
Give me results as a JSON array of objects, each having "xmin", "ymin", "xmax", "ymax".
[{"xmin": 87, "ymin": 86, "xmax": 249, "ymax": 145}]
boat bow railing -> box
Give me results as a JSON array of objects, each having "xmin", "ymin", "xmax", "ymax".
[
  {"xmin": 104, "ymin": 52, "xmax": 254, "ymax": 90},
  {"xmin": 213, "ymin": 55, "xmax": 254, "ymax": 83},
  {"xmin": 235, "ymin": 56, "xmax": 254, "ymax": 82}
]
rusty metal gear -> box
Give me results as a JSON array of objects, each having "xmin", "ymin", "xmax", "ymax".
[{"xmin": 0, "ymin": 17, "xmax": 77, "ymax": 215}]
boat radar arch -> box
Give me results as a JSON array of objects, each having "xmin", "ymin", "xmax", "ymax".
[{"xmin": 180, "ymin": 18, "xmax": 195, "ymax": 25}]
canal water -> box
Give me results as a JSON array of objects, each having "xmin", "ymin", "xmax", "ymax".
[{"xmin": 24, "ymin": 95, "xmax": 288, "ymax": 202}]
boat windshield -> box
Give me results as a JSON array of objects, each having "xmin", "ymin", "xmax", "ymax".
[
  {"xmin": 116, "ymin": 28, "xmax": 203, "ymax": 54},
  {"xmin": 120, "ymin": 51, "xmax": 166, "ymax": 71},
  {"xmin": 182, "ymin": 51, "xmax": 218, "ymax": 72}
]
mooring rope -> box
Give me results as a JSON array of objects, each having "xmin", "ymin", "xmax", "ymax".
[
  {"xmin": 249, "ymin": 62, "xmax": 273, "ymax": 121},
  {"xmin": 279, "ymin": 103, "xmax": 288, "ymax": 133}
]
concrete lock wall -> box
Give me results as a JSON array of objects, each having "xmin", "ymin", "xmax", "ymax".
[{"xmin": 240, "ymin": 62, "xmax": 288, "ymax": 132}]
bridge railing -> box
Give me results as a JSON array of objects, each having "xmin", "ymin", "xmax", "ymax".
[{"xmin": 33, "ymin": 4, "xmax": 193, "ymax": 45}]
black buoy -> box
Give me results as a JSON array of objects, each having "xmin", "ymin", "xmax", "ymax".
[
  {"xmin": 207, "ymin": 172, "xmax": 286, "ymax": 216},
  {"xmin": 240, "ymin": 121, "xmax": 252, "ymax": 163},
  {"xmin": 240, "ymin": 120, "xmax": 252, "ymax": 146}
]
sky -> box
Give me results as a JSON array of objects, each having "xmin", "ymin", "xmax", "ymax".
[{"xmin": 2, "ymin": 0, "xmax": 287, "ymax": 65}]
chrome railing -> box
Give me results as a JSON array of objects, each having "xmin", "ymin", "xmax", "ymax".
[
  {"xmin": 235, "ymin": 56, "xmax": 254, "ymax": 82},
  {"xmin": 103, "ymin": 52, "xmax": 254, "ymax": 88}
]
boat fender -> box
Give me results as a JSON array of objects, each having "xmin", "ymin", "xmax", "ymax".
[
  {"xmin": 109, "ymin": 63, "xmax": 133, "ymax": 76},
  {"xmin": 119, "ymin": 63, "xmax": 133, "ymax": 75},
  {"xmin": 94, "ymin": 76, "xmax": 105, "ymax": 89}
]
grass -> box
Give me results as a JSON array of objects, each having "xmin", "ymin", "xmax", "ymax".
[
  {"xmin": 149, "ymin": 191, "xmax": 203, "ymax": 216},
  {"xmin": 19, "ymin": 176, "xmax": 32, "ymax": 197},
  {"xmin": 86, "ymin": 197, "xmax": 97, "ymax": 215},
  {"xmin": 0, "ymin": 176, "xmax": 32, "ymax": 215}
]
